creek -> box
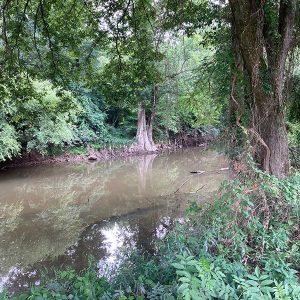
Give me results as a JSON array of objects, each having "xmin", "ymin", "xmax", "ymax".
[{"xmin": 0, "ymin": 147, "xmax": 228, "ymax": 293}]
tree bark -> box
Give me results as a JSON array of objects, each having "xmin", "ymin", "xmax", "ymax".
[
  {"xmin": 147, "ymin": 84, "xmax": 158, "ymax": 147},
  {"xmin": 253, "ymin": 95, "xmax": 290, "ymax": 178},
  {"xmin": 229, "ymin": 0, "xmax": 296, "ymax": 178},
  {"xmin": 147, "ymin": 118, "xmax": 154, "ymax": 146},
  {"xmin": 136, "ymin": 102, "xmax": 156, "ymax": 151},
  {"xmin": 228, "ymin": 18, "xmax": 245, "ymax": 150}
]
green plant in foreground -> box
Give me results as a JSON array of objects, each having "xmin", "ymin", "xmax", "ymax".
[{"xmin": 172, "ymin": 254, "xmax": 237, "ymax": 299}]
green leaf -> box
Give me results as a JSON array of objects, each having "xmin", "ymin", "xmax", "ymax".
[
  {"xmin": 179, "ymin": 277, "xmax": 191, "ymax": 283},
  {"xmin": 261, "ymin": 279, "xmax": 273, "ymax": 286},
  {"xmin": 246, "ymin": 280, "xmax": 259, "ymax": 287},
  {"xmin": 172, "ymin": 263, "xmax": 184, "ymax": 270},
  {"xmin": 261, "ymin": 286, "xmax": 274, "ymax": 293},
  {"xmin": 247, "ymin": 274, "xmax": 259, "ymax": 281}
]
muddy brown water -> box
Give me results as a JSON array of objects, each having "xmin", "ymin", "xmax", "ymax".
[{"xmin": 0, "ymin": 147, "xmax": 228, "ymax": 294}]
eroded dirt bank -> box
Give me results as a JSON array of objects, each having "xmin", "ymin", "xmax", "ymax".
[
  {"xmin": 2, "ymin": 128, "xmax": 215, "ymax": 169},
  {"xmin": 2, "ymin": 142, "xmax": 209, "ymax": 169}
]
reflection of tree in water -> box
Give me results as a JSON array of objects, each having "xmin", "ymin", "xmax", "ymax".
[
  {"xmin": 128, "ymin": 207, "xmax": 166, "ymax": 255},
  {"xmin": 136, "ymin": 154, "xmax": 157, "ymax": 194},
  {"xmin": 2, "ymin": 202, "xmax": 182, "ymax": 294},
  {"xmin": 0, "ymin": 198, "xmax": 88, "ymax": 275},
  {"xmin": 134, "ymin": 154, "xmax": 170, "ymax": 254},
  {"xmin": 0, "ymin": 161, "xmax": 129, "ymax": 277},
  {"xmin": 2, "ymin": 220, "xmax": 107, "ymax": 294},
  {"xmin": 0, "ymin": 202, "xmax": 24, "ymax": 236}
]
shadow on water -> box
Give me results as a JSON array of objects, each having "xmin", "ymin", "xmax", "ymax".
[{"xmin": 0, "ymin": 147, "xmax": 228, "ymax": 294}]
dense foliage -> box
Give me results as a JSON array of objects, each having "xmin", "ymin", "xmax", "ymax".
[
  {"xmin": 0, "ymin": 30, "xmax": 224, "ymax": 161},
  {"xmin": 0, "ymin": 72, "xmax": 80, "ymax": 159}
]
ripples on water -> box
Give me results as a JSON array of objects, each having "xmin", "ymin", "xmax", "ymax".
[{"xmin": 0, "ymin": 148, "xmax": 228, "ymax": 293}]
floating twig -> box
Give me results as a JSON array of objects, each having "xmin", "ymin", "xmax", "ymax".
[
  {"xmin": 190, "ymin": 167, "xmax": 229, "ymax": 174},
  {"xmin": 173, "ymin": 176, "xmax": 194, "ymax": 194}
]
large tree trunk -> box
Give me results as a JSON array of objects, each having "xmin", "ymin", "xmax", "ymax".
[
  {"xmin": 146, "ymin": 84, "xmax": 158, "ymax": 147},
  {"xmin": 253, "ymin": 91, "xmax": 290, "ymax": 176},
  {"xmin": 229, "ymin": 0, "xmax": 296, "ymax": 178},
  {"xmin": 147, "ymin": 117, "xmax": 154, "ymax": 146},
  {"xmin": 228, "ymin": 19, "xmax": 245, "ymax": 150},
  {"xmin": 136, "ymin": 103, "xmax": 156, "ymax": 151}
]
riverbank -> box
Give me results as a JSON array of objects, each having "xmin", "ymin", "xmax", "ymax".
[{"xmin": 1, "ymin": 141, "xmax": 209, "ymax": 169}]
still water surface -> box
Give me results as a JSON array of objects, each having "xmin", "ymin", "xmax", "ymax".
[{"xmin": 0, "ymin": 148, "xmax": 228, "ymax": 293}]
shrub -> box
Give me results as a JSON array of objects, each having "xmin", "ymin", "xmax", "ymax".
[
  {"xmin": 0, "ymin": 72, "xmax": 80, "ymax": 160},
  {"xmin": 0, "ymin": 121, "xmax": 21, "ymax": 161}
]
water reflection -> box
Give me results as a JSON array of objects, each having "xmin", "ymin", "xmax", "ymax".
[{"xmin": 0, "ymin": 148, "xmax": 228, "ymax": 293}]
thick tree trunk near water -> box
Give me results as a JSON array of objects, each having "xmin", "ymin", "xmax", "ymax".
[
  {"xmin": 147, "ymin": 84, "xmax": 158, "ymax": 147},
  {"xmin": 229, "ymin": 0, "xmax": 296, "ymax": 178},
  {"xmin": 136, "ymin": 103, "xmax": 156, "ymax": 151},
  {"xmin": 147, "ymin": 117, "xmax": 154, "ymax": 146},
  {"xmin": 228, "ymin": 19, "xmax": 245, "ymax": 149},
  {"xmin": 253, "ymin": 92, "xmax": 290, "ymax": 177},
  {"xmin": 262, "ymin": 114, "xmax": 289, "ymax": 177},
  {"xmin": 136, "ymin": 85, "xmax": 158, "ymax": 151}
]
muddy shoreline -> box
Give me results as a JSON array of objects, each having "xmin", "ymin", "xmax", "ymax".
[{"xmin": 1, "ymin": 142, "xmax": 209, "ymax": 169}]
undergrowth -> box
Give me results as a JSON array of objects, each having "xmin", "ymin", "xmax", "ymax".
[{"xmin": 2, "ymin": 163, "xmax": 300, "ymax": 299}]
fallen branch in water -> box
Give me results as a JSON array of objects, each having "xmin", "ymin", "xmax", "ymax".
[
  {"xmin": 173, "ymin": 175, "xmax": 194, "ymax": 194},
  {"xmin": 189, "ymin": 184, "xmax": 206, "ymax": 194},
  {"xmin": 190, "ymin": 167, "xmax": 229, "ymax": 175},
  {"xmin": 166, "ymin": 168, "xmax": 228, "ymax": 196},
  {"xmin": 190, "ymin": 170, "xmax": 205, "ymax": 175}
]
